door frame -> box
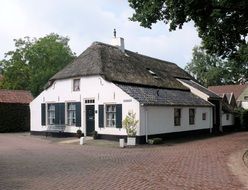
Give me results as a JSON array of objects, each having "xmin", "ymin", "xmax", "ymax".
[{"xmin": 84, "ymin": 99, "xmax": 95, "ymax": 136}]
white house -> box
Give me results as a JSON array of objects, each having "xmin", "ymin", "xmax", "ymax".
[{"xmin": 30, "ymin": 37, "xmax": 220, "ymax": 143}]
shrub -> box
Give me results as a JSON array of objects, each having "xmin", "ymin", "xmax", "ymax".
[
  {"xmin": 92, "ymin": 131, "xmax": 98, "ymax": 139},
  {"xmin": 0, "ymin": 103, "xmax": 30, "ymax": 132},
  {"xmin": 76, "ymin": 129, "xmax": 82, "ymax": 138},
  {"xmin": 234, "ymin": 108, "xmax": 248, "ymax": 130},
  {"xmin": 148, "ymin": 138, "xmax": 163, "ymax": 145},
  {"xmin": 122, "ymin": 111, "xmax": 138, "ymax": 137}
]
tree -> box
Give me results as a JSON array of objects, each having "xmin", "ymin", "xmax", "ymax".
[
  {"xmin": 0, "ymin": 33, "xmax": 75, "ymax": 96},
  {"xmin": 185, "ymin": 46, "xmax": 227, "ymax": 86},
  {"xmin": 128, "ymin": 0, "xmax": 248, "ymax": 58},
  {"xmin": 185, "ymin": 45, "xmax": 248, "ymax": 86}
]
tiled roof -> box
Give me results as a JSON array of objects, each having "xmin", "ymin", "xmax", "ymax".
[
  {"xmin": 116, "ymin": 83, "xmax": 212, "ymax": 107},
  {"xmin": 208, "ymin": 84, "xmax": 248, "ymax": 99},
  {"xmin": 179, "ymin": 79, "xmax": 221, "ymax": 99},
  {"xmin": 0, "ymin": 90, "xmax": 33, "ymax": 104}
]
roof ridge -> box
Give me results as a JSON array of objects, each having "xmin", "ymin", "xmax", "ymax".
[{"xmin": 93, "ymin": 41, "xmax": 177, "ymax": 66}]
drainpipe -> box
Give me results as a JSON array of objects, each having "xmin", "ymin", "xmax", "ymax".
[
  {"xmin": 145, "ymin": 108, "xmax": 148, "ymax": 143},
  {"xmin": 142, "ymin": 104, "xmax": 148, "ymax": 143}
]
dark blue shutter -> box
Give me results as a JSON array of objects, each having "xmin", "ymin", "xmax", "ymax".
[
  {"xmin": 116, "ymin": 104, "xmax": 122, "ymax": 128},
  {"xmin": 99, "ymin": 105, "xmax": 104, "ymax": 128},
  {"xmin": 41, "ymin": 104, "xmax": 46, "ymax": 126},
  {"xmin": 55, "ymin": 104, "xmax": 59, "ymax": 124},
  {"xmin": 59, "ymin": 103, "xmax": 65, "ymax": 125},
  {"xmin": 75, "ymin": 102, "xmax": 81, "ymax": 127}
]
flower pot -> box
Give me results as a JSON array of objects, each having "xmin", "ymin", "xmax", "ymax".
[{"xmin": 127, "ymin": 137, "xmax": 136, "ymax": 146}]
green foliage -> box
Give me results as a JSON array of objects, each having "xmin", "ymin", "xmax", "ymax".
[
  {"xmin": 234, "ymin": 108, "xmax": 248, "ymax": 130},
  {"xmin": 122, "ymin": 111, "xmax": 139, "ymax": 137},
  {"xmin": 185, "ymin": 45, "xmax": 248, "ymax": 86},
  {"xmin": 0, "ymin": 33, "xmax": 75, "ymax": 96},
  {"xmin": 76, "ymin": 129, "xmax": 82, "ymax": 138},
  {"xmin": 148, "ymin": 138, "xmax": 163, "ymax": 145},
  {"xmin": 0, "ymin": 103, "xmax": 30, "ymax": 132},
  {"xmin": 128, "ymin": 0, "xmax": 248, "ymax": 58}
]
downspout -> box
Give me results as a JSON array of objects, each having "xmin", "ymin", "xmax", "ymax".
[
  {"xmin": 145, "ymin": 106, "xmax": 148, "ymax": 143},
  {"xmin": 141, "ymin": 104, "xmax": 148, "ymax": 143}
]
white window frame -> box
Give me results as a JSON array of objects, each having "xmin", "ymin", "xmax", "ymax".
[
  {"xmin": 73, "ymin": 78, "xmax": 80, "ymax": 91},
  {"xmin": 105, "ymin": 104, "xmax": 117, "ymax": 128},
  {"xmin": 67, "ymin": 103, "xmax": 76, "ymax": 126},
  {"xmin": 47, "ymin": 104, "xmax": 55, "ymax": 125}
]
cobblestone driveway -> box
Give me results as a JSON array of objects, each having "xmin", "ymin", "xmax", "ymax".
[{"xmin": 0, "ymin": 132, "xmax": 248, "ymax": 190}]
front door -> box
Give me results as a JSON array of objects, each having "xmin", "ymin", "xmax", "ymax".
[{"xmin": 86, "ymin": 105, "xmax": 95, "ymax": 136}]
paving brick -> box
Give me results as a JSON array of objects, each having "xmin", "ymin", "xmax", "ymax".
[{"xmin": 0, "ymin": 132, "xmax": 247, "ymax": 189}]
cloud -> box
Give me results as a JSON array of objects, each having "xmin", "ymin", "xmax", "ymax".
[{"xmin": 0, "ymin": 0, "xmax": 201, "ymax": 68}]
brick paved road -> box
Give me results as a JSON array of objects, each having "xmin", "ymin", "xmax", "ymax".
[{"xmin": 0, "ymin": 132, "xmax": 248, "ymax": 190}]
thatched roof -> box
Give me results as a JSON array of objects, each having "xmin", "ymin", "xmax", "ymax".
[
  {"xmin": 50, "ymin": 42, "xmax": 193, "ymax": 90},
  {"xmin": 116, "ymin": 83, "xmax": 212, "ymax": 107}
]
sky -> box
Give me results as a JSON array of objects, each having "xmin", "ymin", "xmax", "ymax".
[{"xmin": 0, "ymin": 0, "xmax": 201, "ymax": 68}]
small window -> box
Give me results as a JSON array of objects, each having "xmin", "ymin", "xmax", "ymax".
[
  {"xmin": 67, "ymin": 103, "xmax": 76, "ymax": 125},
  {"xmin": 174, "ymin": 108, "xmax": 181, "ymax": 126},
  {"xmin": 48, "ymin": 104, "xmax": 55, "ymax": 125},
  {"xmin": 244, "ymin": 96, "xmax": 248, "ymax": 101},
  {"xmin": 146, "ymin": 68, "xmax": 160, "ymax": 79},
  {"xmin": 189, "ymin": 108, "xmax": 195, "ymax": 125},
  {"xmin": 106, "ymin": 105, "xmax": 116, "ymax": 128},
  {"xmin": 85, "ymin": 99, "xmax": 95, "ymax": 104},
  {"xmin": 202, "ymin": 113, "xmax": 206, "ymax": 120},
  {"xmin": 73, "ymin": 79, "xmax": 80, "ymax": 91},
  {"xmin": 226, "ymin": 114, "xmax": 229, "ymax": 120}
]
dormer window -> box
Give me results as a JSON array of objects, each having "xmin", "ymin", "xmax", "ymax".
[
  {"xmin": 146, "ymin": 68, "xmax": 160, "ymax": 79},
  {"xmin": 73, "ymin": 79, "xmax": 80, "ymax": 91}
]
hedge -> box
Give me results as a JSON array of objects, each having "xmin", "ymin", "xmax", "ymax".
[
  {"xmin": 234, "ymin": 108, "xmax": 248, "ymax": 130},
  {"xmin": 0, "ymin": 103, "xmax": 30, "ymax": 132}
]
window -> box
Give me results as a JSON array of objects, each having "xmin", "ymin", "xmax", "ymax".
[
  {"xmin": 202, "ymin": 113, "xmax": 206, "ymax": 120},
  {"xmin": 146, "ymin": 68, "xmax": 160, "ymax": 79},
  {"xmin": 67, "ymin": 103, "xmax": 76, "ymax": 125},
  {"xmin": 48, "ymin": 104, "xmax": 55, "ymax": 125},
  {"xmin": 244, "ymin": 96, "xmax": 248, "ymax": 101},
  {"xmin": 189, "ymin": 109, "xmax": 195, "ymax": 125},
  {"xmin": 174, "ymin": 108, "xmax": 181, "ymax": 126},
  {"xmin": 226, "ymin": 114, "xmax": 229, "ymax": 120},
  {"xmin": 106, "ymin": 105, "xmax": 116, "ymax": 127},
  {"xmin": 73, "ymin": 79, "xmax": 80, "ymax": 91},
  {"xmin": 85, "ymin": 99, "xmax": 95, "ymax": 104}
]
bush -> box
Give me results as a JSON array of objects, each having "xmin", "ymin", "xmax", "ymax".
[
  {"xmin": 76, "ymin": 129, "xmax": 82, "ymax": 138},
  {"xmin": 148, "ymin": 138, "xmax": 163, "ymax": 145},
  {"xmin": 234, "ymin": 108, "xmax": 248, "ymax": 130},
  {"xmin": 0, "ymin": 103, "xmax": 30, "ymax": 132},
  {"xmin": 92, "ymin": 131, "xmax": 98, "ymax": 139}
]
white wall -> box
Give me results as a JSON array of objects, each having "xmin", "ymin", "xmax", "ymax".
[
  {"xmin": 178, "ymin": 79, "xmax": 209, "ymax": 101},
  {"xmin": 241, "ymin": 102, "xmax": 248, "ymax": 109},
  {"xmin": 139, "ymin": 106, "xmax": 212, "ymax": 136},
  {"xmin": 221, "ymin": 113, "xmax": 234, "ymax": 126},
  {"xmin": 30, "ymin": 76, "xmax": 140, "ymax": 136}
]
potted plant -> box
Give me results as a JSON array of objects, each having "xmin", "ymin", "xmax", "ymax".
[
  {"xmin": 123, "ymin": 111, "xmax": 138, "ymax": 146},
  {"xmin": 76, "ymin": 129, "xmax": 82, "ymax": 138}
]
